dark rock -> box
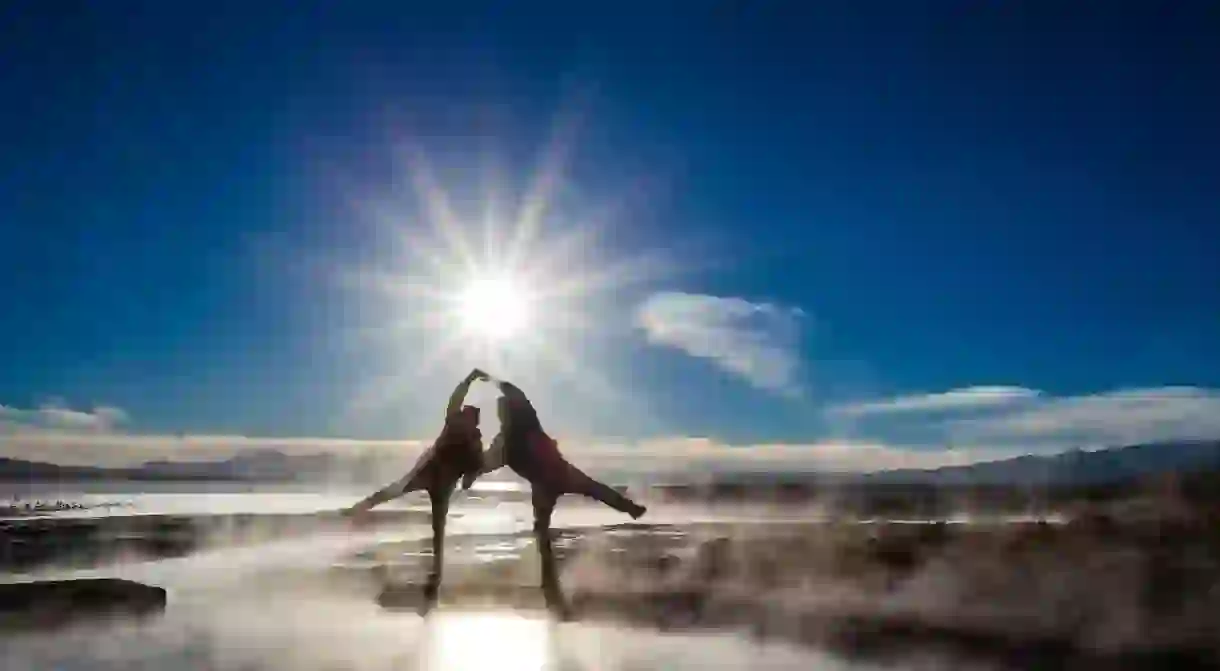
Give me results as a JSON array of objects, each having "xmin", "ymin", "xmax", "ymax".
[{"xmin": 0, "ymin": 578, "xmax": 166, "ymax": 629}]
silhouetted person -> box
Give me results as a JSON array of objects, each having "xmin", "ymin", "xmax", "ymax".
[
  {"xmin": 343, "ymin": 368, "xmax": 489, "ymax": 606},
  {"xmin": 473, "ymin": 379, "xmax": 646, "ymax": 616}
]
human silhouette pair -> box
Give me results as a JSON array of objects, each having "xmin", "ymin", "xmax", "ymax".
[{"xmin": 344, "ymin": 368, "xmax": 646, "ymax": 616}]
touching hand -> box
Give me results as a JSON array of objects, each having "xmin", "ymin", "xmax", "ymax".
[{"xmin": 470, "ymin": 368, "xmax": 490, "ymax": 381}]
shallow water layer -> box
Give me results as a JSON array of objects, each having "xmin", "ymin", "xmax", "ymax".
[
  {"xmin": 1, "ymin": 504, "xmax": 917, "ymax": 671},
  {"xmin": 3, "ymin": 597, "xmax": 896, "ymax": 671},
  {"xmin": 0, "ymin": 482, "xmax": 1064, "ymax": 525},
  {"xmin": 8, "ymin": 490, "xmax": 1197, "ymax": 669}
]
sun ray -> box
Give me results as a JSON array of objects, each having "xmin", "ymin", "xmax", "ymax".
[
  {"xmin": 400, "ymin": 145, "xmax": 478, "ymax": 273},
  {"xmin": 338, "ymin": 268, "xmax": 459, "ymax": 310},
  {"xmin": 508, "ymin": 104, "xmax": 583, "ymax": 265},
  {"xmin": 324, "ymin": 107, "xmax": 699, "ymax": 438},
  {"xmin": 478, "ymin": 135, "xmax": 509, "ymax": 264},
  {"xmin": 542, "ymin": 248, "xmax": 677, "ymax": 302}
]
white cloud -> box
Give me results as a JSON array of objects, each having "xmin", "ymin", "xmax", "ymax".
[
  {"xmin": 828, "ymin": 386, "xmax": 1042, "ymax": 418},
  {"xmin": 825, "ymin": 385, "xmax": 1220, "ymax": 452},
  {"xmin": 8, "ymin": 387, "xmax": 1218, "ymax": 475},
  {"xmin": 0, "ymin": 400, "xmax": 128, "ymax": 432},
  {"xmin": 635, "ymin": 291, "xmax": 805, "ymax": 395},
  {"xmin": 949, "ymin": 386, "xmax": 1220, "ymax": 448},
  {"xmin": 1, "ymin": 397, "xmax": 1014, "ymax": 473},
  {"xmin": 38, "ymin": 402, "xmax": 127, "ymax": 431}
]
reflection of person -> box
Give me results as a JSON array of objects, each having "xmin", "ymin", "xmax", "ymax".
[
  {"xmin": 342, "ymin": 368, "xmax": 489, "ymax": 603},
  {"xmin": 472, "ymin": 378, "xmax": 646, "ymax": 616}
]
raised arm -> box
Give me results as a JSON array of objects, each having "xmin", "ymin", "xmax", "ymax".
[
  {"xmin": 494, "ymin": 379, "xmax": 530, "ymax": 405},
  {"xmin": 446, "ymin": 368, "xmax": 489, "ymax": 418}
]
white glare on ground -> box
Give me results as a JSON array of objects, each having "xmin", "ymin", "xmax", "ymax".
[{"xmin": 423, "ymin": 612, "xmax": 550, "ymax": 671}]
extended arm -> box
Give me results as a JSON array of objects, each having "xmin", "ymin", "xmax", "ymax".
[
  {"xmin": 446, "ymin": 368, "xmax": 488, "ymax": 418},
  {"xmin": 494, "ymin": 379, "xmax": 531, "ymax": 407}
]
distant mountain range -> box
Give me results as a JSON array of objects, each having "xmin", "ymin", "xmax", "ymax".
[
  {"xmin": 1, "ymin": 440, "xmax": 1218, "ymax": 487},
  {"xmin": 138, "ymin": 450, "xmax": 338, "ymax": 481},
  {"xmin": 0, "ymin": 449, "xmax": 382, "ymax": 484},
  {"xmin": 861, "ymin": 440, "xmax": 1220, "ymax": 487}
]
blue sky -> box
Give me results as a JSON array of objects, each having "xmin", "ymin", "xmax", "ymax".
[{"xmin": 2, "ymin": 2, "xmax": 1218, "ymax": 470}]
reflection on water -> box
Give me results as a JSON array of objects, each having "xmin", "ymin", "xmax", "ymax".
[
  {"xmin": 1, "ymin": 499, "xmax": 896, "ymax": 671},
  {"xmin": 424, "ymin": 612, "xmax": 550, "ymax": 671},
  {"xmin": 1, "ymin": 482, "xmax": 1066, "ymax": 526},
  {"xmin": 3, "ymin": 487, "xmax": 1062, "ymax": 670},
  {"xmin": 471, "ymin": 538, "xmax": 532, "ymax": 563},
  {"xmin": 2, "ymin": 591, "xmax": 877, "ymax": 670},
  {"xmin": 0, "ymin": 483, "xmax": 524, "ymax": 519}
]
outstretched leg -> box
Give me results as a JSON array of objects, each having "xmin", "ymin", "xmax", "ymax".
[
  {"xmin": 563, "ymin": 466, "xmax": 647, "ymax": 519},
  {"xmin": 346, "ymin": 470, "xmax": 430, "ymax": 517},
  {"xmin": 531, "ymin": 489, "xmax": 571, "ymax": 620},
  {"xmin": 422, "ymin": 480, "xmax": 454, "ymax": 609}
]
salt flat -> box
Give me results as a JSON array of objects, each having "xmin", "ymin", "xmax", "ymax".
[{"xmin": 3, "ymin": 491, "xmax": 1218, "ymax": 670}]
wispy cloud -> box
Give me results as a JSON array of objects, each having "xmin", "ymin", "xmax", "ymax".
[
  {"xmin": 39, "ymin": 401, "xmax": 127, "ymax": 431},
  {"xmin": 8, "ymin": 387, "xmax": 1218, "ymax": 475},
  {"xmin": 2, "ymin": 396, "xmax": 1017, "ymax": 473},
  {"xmin": 635, "ymin": 291, "xmax": 805, "ymax": 395},
  {"xmin": 827, "ymin": 386, "xmax": 1042, "ymax": 418},
  {"xmin": 0, "ymin": 400, "xmax": 128, "ymax": 432},
  {"xmin": 949, "ymin": 386, "xmax": 1220, "ymax": 448}
]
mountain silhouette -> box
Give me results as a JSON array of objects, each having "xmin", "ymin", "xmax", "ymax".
[{"xmin": 2, "ymin": 441, "xmax": 1219, "ymax": 486}]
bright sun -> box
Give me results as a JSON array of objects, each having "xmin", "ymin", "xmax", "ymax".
[
  {"xmin": 454, "ymin": 274, "xmax": 533, "ymax": 343},
  {"xmin": 337, "ymin": 132, "xmax": 681, "ymax": 412}
]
